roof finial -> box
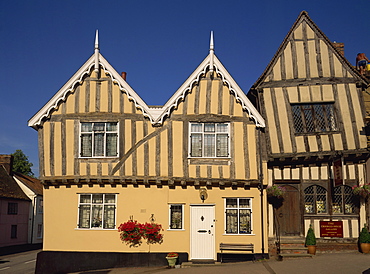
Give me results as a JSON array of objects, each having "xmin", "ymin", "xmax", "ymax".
[
  {"xmin": 209, "ymin": 31, "xmax": 214, "ymax": 75},
  {"xmin": 94, "ymin": 30, "xmax": 99, "ymax": 73}
]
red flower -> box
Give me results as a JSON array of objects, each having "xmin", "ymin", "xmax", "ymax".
[{"xmin": 118, "ymin": 220, "xmax": 164, "ymax": 247}]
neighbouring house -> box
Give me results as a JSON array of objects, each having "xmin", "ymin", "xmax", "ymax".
[
  {"xmin": 13, "ymin": 172, "xmax": 43, "ymax": 244},
  {"xmin": 247, "ymin": 11, "xmax": 370, "ymax": 256},
  {"xmin": 29, "ymin": 32, "xmax": 268, "ymax": 273},
  {"xmin": 0, "ymin": 155, "xmax": 31, "ymax": 247}
]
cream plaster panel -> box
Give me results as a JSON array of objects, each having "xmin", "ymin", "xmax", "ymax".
[
  {"xmin": 333, "ymin": 134, "xmax": 343, "ymax": 151},
  {"xmin": 268, "ymin": 204, "xmax": 274, "ymax": 237},
  {"xmin": 100, "ymin": 81, "xmax": 109, "ymax": 112},
  {"xmin": 320, "ymin": 135, "xmax": 331, "ymax": 152},
  {"xmin": 294, "ymin": 24, "xmax": 303, "ymax": 39},
  {"xmin": 274, "ymin": 168, "xmax": 282, "ymax": 180},
  {"xmin": 296, "ymin": 41, "xmax": 306, "ymax": 79},
  {"xmin": 186, "ymin": 86, "xmax": 195, "ymax": 115},
  {"xmin": 172, "ymin": 121, "xmax": 183, "ymax": 178},
  {"xmin": 302, "ymin": 167, "xmax": 309, "ymax": 180},
  {"xmin": 123, "ymin": 91, "xmax": 134, "ymax": 114},
  {"xmin": 308, "ymin": 40, "xmax": 319, "ymax": 78},
  {"xmin": 343, "ymin": 219, "xmax": 349, "ymax": 238},
  {"xmin": 276, "ymin": 88, "xmax": 292, "ymax": 153},
  {"xmin": 306, "ymin": 25, "xmax": 315, "ymax": 39},
  {"xmin": 295, "ymin": 136, "xmax": 306, "ymax": 153},
  {"xmin": 350, "ymin": 84, "xmax": 367, "ymax": 148},
  {"xmin": 89, "ymin": 81, "xmax": 97, "ymax": 112},
  {"xmin": 112, "ymin": 85, "xmax": 120, "ymax": 113},
  {"xmin": 136, "ymin": 121, "xmax": 144, "ymax": 176},
  {"xmin": 247, "ymin": 126, "xmax": 257, "ymax": 180},
  {"xmin": 311, "ymin": 166, "xmax": 319, "ymax": 180},
  {"xmin": 66, "ymin": 92, "xmax": 75, "ymax": 114},
  {"xmin": 102, "ymin": 163, "xmax": 109, "ymax": 176},
  {"xmin": 66, "ymin": 120, "xmax": 75, "ymax": 176},
  {"xmin": 188, "ymin": 165, "xmax": 196, "ymax": 178},
  {"xmin": 284, "ymin": 42, "xmax": 294, "ymax": 79},
  {"xmin": 358, "ymin": 164, "xmax": 364, "ymax": 182},
  {"xmin": 234, "ymin": 122, "xmax": 245, "ymax": 179},
  {"xmin": 160, "ymin": 130, "xmax": 168, "ymax": 177},
  {"xmin": 198, "ymin": 79, "xmax": 207, "ymax": 114},
  {"xmin": 148, "ymin": 136, "xmax": 156, "ymax": 177},
  {"xmin": 199, "ymin": 165, "xmax": 208, "ymax": 178},
  {"xmin": 79, "ymin": 85, "xmax": 86, "ymax": 113},
  {"xmin": 234, "ymin": 98, "xmax": 244, "ymax": 117},
  {"xmin": 321, "ymin": 166, "xmax": 328, "ymax": 179},
  {"xmin": 124, "ymin": 120, "xmax": 132, "ymax": 154},
  {"xmin": 222, "ymin": 86, "xmax": 230, "ymax": 115},
  {"xmin": 292, "ymin": 167, "xmax": 300, "ymax": 180},
  {"xmin": 273, "ymin": 58, "xmax": 282, "ymax": 81},
  {"xmin": 43, "ymin": 123, "xmax": 51, "ymax": 177},
  {"xmin": 89, "ymin": 163, "xmax": 97, "ymax": 176},
  {"xmin": 287, "ymin": 86, "xmax": 298, "ymax": 103},
  {"xmin": 308, "ymin": 135, "xmax": 318, "ymax": 152},
  {"xmin": 311, "ymin": 85, "xmax": 321, "ymax": 101},
  {"xmin": 352, "ymin": 220, "xmax": 359, "ymax": 238},
  {"xmin": 283, "ymin": 168, "xmax": 290, "ymax": 180},
  {"xmin": 125, "ymin": 155, "xmax": 133, "ymax": 176},
  {"xmin": 333, "ymin": 56, "xmax": 343, "ymax": 78},
  {"xmin": 264, "ymin": 89, "xmax": 280, "ymax": 153},
  {"xmin": 80, "ymin": 162, "xmax": 87, "ymax": 176},
  {"xmin": 54, "ymin": 122, "xmax": 62, "ymax": 176},
  {"xmin": 320, "ymin": 40, "xmax": 330, "ymax": 77},
  {"xmin": 268, "ymin": 169, "xmax": 273, "ymax": 185},
  {"xmin": 212, "ymin": 165, "xmax": 219, "ymax": 179},
  {"xmin": 322, "ymin": 85, "xmax": 334, "ymax": 101},
  {"xmin": 211, "ymin": 80, "xmax": 219, "ymax": 114},
  {"xmin": 299, "ymin": 86, "xmax": 310, "ymax": 102},
  {"xmin": 222, "ymin": 165, "xmax": 230, "ymax": 179},
  {"xmin": 348, "ymin": 164, "xmax": 355, "ymax": 180},
  {"xmin": 337, "ymin": 84, "xmax": 355, "ymax": 149}
]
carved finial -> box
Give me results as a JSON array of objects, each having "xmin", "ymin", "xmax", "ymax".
[
  {"xmin": 94, "ymin": 30, "xmax": 99, "ymax": 73},
  {"xmin": 209, "ymin": 31, "xmax": 214, "ymax": 75}
]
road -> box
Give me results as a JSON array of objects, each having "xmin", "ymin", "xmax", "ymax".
[{"xmin": 0, "ymin": 249, "xmax": 39, "ymax": 274}]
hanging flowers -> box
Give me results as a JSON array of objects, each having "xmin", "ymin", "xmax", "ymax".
[
  {"xmin": 352, "ymin": 184, "xmax": 370, "ymax": 199},
  {"xmin": 118, "ymin": 220, "xmax": 164, "ymax": 247},
  {"xmin": 266, "ymin": 185, "xmax": 286, "ymax": 198}
]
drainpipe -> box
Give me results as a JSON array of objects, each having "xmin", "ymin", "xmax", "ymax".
[
  {"xmin": 258, "ymin": 128, "xmax": 265, "ymax": 257},
  {"xmin": 30, "ymin": 195, "xmax": 36, "ymax": 244}
]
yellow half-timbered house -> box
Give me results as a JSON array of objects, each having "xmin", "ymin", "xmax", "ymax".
[
  {"xmin": 30, "ymin": 32, "xmax": 267, "ymax": 273},
  {"xmin": 248, "ymin": 11, "xmax": 370, "ymax": 256}
]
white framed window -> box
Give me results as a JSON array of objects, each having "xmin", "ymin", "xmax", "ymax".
[
  {"xmin": 189, "ymin": 123, "xmax": 229, "ymax": 158},
  {"xmin": 80, "ymin": 122, "xmax": 118, "ymax": 157},
  {"xmin": 169, "ymin": 204, "xmax": 184, "ymax": 230},
  {"xmin": 77, "ymin": 194, "xmax": 117, "ymax": 229},
  {"xmin": 37, "ymin": 224, "xmax": 43, "ymax": 238},
  {"xmin": 225, "ymin": 198, "xmax": 252, "ymax": 234}
]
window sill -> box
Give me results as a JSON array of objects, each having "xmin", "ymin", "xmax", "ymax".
[
  {"xmin": 188, "ymin": 158, "xmax": 230, "ymax": 165},
  {"xmin": 167, "ymin": 229, "xmax": 186, "ymax": 231},
  {"xmin": 75, "ymin": 228, "xmax": 116, "ymax": 230},
  {"xmin": 223, "ymin": 233, "xmax": 255, "ymax": 236}
]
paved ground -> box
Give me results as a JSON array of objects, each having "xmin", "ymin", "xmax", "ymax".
[{"xmin": 74, "ymin": 252, "xmax": 370, "ymax": 274}]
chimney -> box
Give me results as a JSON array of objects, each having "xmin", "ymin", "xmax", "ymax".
[
  {"xmin": 332, "ymin": 42, "xmax": 344, "ymax": 57},
  {"xmin": 0, "ymin": 155, "xmax": 13, "ymax": 175},
  {"xmin": 121, "ymin": 72, "xmax": 127, "ymax": 81}
]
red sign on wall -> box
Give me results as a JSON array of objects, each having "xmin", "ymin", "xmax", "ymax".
[
  {"xmin": 333, "ymin": 158, "xmax": 343, "ymax": 186},
  {"xmin": 320, "ymin": 221, "xmax": 343, "ymax": 238}
]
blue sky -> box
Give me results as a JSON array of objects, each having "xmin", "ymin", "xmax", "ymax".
[{"xmin": 0, "ymin": 0, "xmax": 369, "ymax": 176}]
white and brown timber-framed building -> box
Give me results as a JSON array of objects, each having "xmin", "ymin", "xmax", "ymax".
[{"xmin": 247, "ymin": 11, "xmax": 370, "ymax": 254}]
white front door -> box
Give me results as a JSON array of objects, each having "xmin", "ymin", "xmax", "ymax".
[{"xmin": 190, "ymin": 205, "xmax": 215, "ymax": 260}]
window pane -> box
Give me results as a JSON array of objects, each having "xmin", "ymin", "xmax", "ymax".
[
  {"xmin": 79, "ymin": 205, "xmax": 91, "ymax": 228},
  {"xmin": 104, "ymin": 194, "xmax": 115, "ymax": 204},
  {"xmin": 226, "ymin": 198, "xmax": 237, "ymax": 208},
  {"xmin": 191, "ymin": 123, "xmax": 202, "ymax": 132},
  {"xmin": 304, "ymin": 186, "xmax": 314, "ymax": 213},
  {"xmin": 80, "ymin": 194, "xmax": 91, "ymax": 203},
  {"xmin": 106, "ymin": 122, "xmax": 117, "ymax": 132},
  {"xmin": 316, "ymin": 186, "xmax": 327, "ymax": 213},
  {"xmin": 204, "ymin": 134, "xmax": 215, "ymax": 157},
  {"xmin": 106, "ymin": 133, "xmax": 117, "ymax": 157},
  {"xmin": 325, "ymin": 105, "xmax": 337, "ymax": 131},
  {"xmin": 93, "ymin": 123, "xmax": 105, "ymax": 131},
  {"xmin": 239, "ymin": 198, "xmax": 250, "ymax": 208},
  {"xmin": 91, "ymin": 205, "xmax": 102, "ymax": 228},
  {"xmin": 81, "ymin": 123, "xmax": 92, "ymax": 132},
  {"xmin": 81, "ymin": 134, "xmax": 92, "ymax": 157},
  {"xmin": 204, "ymin": 123, "xmax": 215, "ymax": 132},
  {"xmin": 216, "ymin": 123, "xmax": 228, "ymax": 132},
  {"xmin": 303, "ymin": 106, "xmax": 315, "ymax": 132},
  {"xmin": 94, "ymin": 133, "xmax": 104, "ymax": 156},
  {"xmin": 292, "ymin": 105, "xmax": 304, "ymax": 133},
  {"xmin": 239, "ymin": 209, "xmax": 251, "ymax": 234},
  {"xmin": 314, "ymin": 105, "xmax": 326, "ymax": 131},
  {"xmin": 191, "ymin": 133, "xmax": 202, "ymax": 157},
  {"xmin": 170, "ymin": 205, "xmax": 182, "ymax": 229},
  {"xmin": 333, "ymin": 186, "xmax": 343, "ymax": 214},
  {"xmin": 103, "ymin": 205, "xmax": 115, "ymax": 229},
  {"xmin": 226, "ymin": 209, "xmax": 238, "ymax": 233},
  {"xmin": 92, "ymin": 194, "xmax": 103, "ymax": 204},
  {"xmin": 216, "ymin": 134, "xmax": 228, "ymax": 157}
]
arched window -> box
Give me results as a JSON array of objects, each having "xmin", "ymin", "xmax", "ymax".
[
  {"xmin": 304, "ymin": 185, "xmax": 327, "ymax": 214},
  {"xmin": 333, "ymin": 185, "xmax": 356, "ymax": 214}
]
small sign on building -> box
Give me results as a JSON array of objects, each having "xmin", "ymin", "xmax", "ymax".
[
  {"xmin": 333, "ymin": 158, "xmax": 344, "ymax": 186},
  {"xmin": 320, "ymin": 221, "xmax": 343, "ymax": 238}
]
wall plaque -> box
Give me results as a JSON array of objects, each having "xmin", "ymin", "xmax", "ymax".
[{"xmin": 320, "ymin": 221, "xmax": 343, "ymax": 237}]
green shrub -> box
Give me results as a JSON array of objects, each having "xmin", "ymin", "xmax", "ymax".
[
  {"xmin": 305, "ymin": 225, "xmax": 316, "ymax": 246},
  {"xmin": 359, "ymin": 224, "xmax": 370, "ymax": 244}
]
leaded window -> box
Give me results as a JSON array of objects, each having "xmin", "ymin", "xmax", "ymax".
[
  {"xmin": 169, "ymin": 204, "xmax": 183, "ymax": 229},
  {"xmin": 7, "ymin": 202, "xmax": 18, "ymax": 215},
  {"xmin": 292, "ymin": 103, "xmax": 337, "ymax": 134},
  {"xmin": 80, "ymin": 122, "xmax": 118, "ymax": 157},
  {"xmin": 304, "ymin": 185, "xmax": 327, "ymax": 214},
  {"xmin": 225, "ymin": 198, "xmax": 252, "ymax": 234},
  {"xmin": 78, "ymin": 194, "xmax": 116, "ymax": 229},
  {"xmin": 333, "ymin": 185, "xmax": 356, "ymax": 214},
  {"xmin": 189, "ymin": 123, "xmax": 229, "ymax": 157}
]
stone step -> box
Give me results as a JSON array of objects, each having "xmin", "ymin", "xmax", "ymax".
[{"xmin": 278, "ymin": 253, "xmax": 313, "ymax": 261}]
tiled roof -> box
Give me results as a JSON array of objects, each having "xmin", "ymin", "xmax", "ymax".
[
  {"xmin": 0, "ymin": 165, "xmax": 30, "ymax": 201},
  {"xmin": 13, "ymin": 172, "xmax": 43, "ymax": 196}
]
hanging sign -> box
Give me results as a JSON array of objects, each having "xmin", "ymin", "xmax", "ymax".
[
  {"xmin": 333, "ymin": 158, "xmax": 344, "ymax": 186},
  {"xmin": 320, "ymin": 221, "xmax": 343, "ymax": 238}
]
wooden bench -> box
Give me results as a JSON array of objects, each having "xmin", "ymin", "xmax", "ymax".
[{"xmin": 219, "ymin": 243, "xmax": 254, "ymax": 263}]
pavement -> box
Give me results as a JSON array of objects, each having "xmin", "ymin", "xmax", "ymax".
[{"xmin": 73, "ymin": 252, "xmax": 370, "ymax": 274}]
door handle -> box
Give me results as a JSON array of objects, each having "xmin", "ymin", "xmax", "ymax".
[
  {"xmin": 198, "ymin": 230, "xmax": 207, "ymax": 233},
  {"xmin": 208, "ymin": 230, "xmax": 211, "ymax": 234}
]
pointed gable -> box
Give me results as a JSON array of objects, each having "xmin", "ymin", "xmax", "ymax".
[{"xmin": 253, "ymin": 11, "xmax": 367, "ymax": 89}]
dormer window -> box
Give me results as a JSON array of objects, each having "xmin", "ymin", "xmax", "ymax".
[
  {"xmin": 80, "ymin": 122, "xmax": 118, "ymax": 157},
  {"xmin": 189, "ymin": 123, "xmax": 229, "ymax": 158}
]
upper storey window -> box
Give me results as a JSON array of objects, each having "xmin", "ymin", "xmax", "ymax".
[
  {"xmin": 292, "ymin": 103, "xmax": 337, "ymax": 134},
  {"xmin": 189, "ymin": 123, "xmax": 229, "ymax": 158},
  {"xmin": 80, "ymin": 122, "xmax": 118, "ymax": 157}
]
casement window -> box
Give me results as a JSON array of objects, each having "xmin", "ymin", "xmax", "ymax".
[
  {"xmin": 225, "ymin": 198, "xmax": 252, "ymax": 234},
  {"xmin": 37, "ymin": 224, "xmax": 43, "ymax": 238},
  {"xmin": 11, "ymin": 225, "xmax": 17, "ymax": 239},
  {"xmin": 80, "ymin": 122, "xmax": 118, "ymax": 157},
  {"xmin": 304, "ymin": 185, "xmax": 327, "ymax": 214},
  {"xmin": 77, "ymin": 194, "xmax": 116, "ymax": 229},
  {"xmin": 189, "ymin": 123, "xmax": 229, "ymax": 158},
  {"xmin": 8, "ymin": 202, "xmax": 18, "ymax": 215},
  {"xmin": 332, "ymin": 185, "xmax": 357, "ymax": 214},
  {"xmin": 169, "ymin": 204, "xmax": 184, "ymax": 230},
  {"xmin": 291, "ymin": 103, "xmax": 337, "ymax": 134}
]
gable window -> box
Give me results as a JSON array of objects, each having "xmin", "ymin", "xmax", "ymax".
[
  {"xmin": 77, "ymin": 194, "xmax": 116, "ymax": 229},
  {"xmin": 8, "ymin": 202, "xmax": 18, "ymax": 215},
  {"xmin": 169, "ymin": 204, "xmax": 184, "ymax": 230},
  {"xmin": 225, "ymin": 198, "xmax": 252, "ymax": 234},
  {"xmin": 304, "ymin": 185, "xmax": 327, "ymax": 214},
  {"xmin": 333, "ymin": 185, "xmax": 357, "ymax": 214},
  {"xmin": 292, "ymin": 103, "xmax": 337, "ymax": 133},
  {"xmin": 189, "ymin": 123, "xmax": 229, "ymax": 157},
  {"xmin": 80, "ymin": 122, "xmax": 118, "ymax": 157}
]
